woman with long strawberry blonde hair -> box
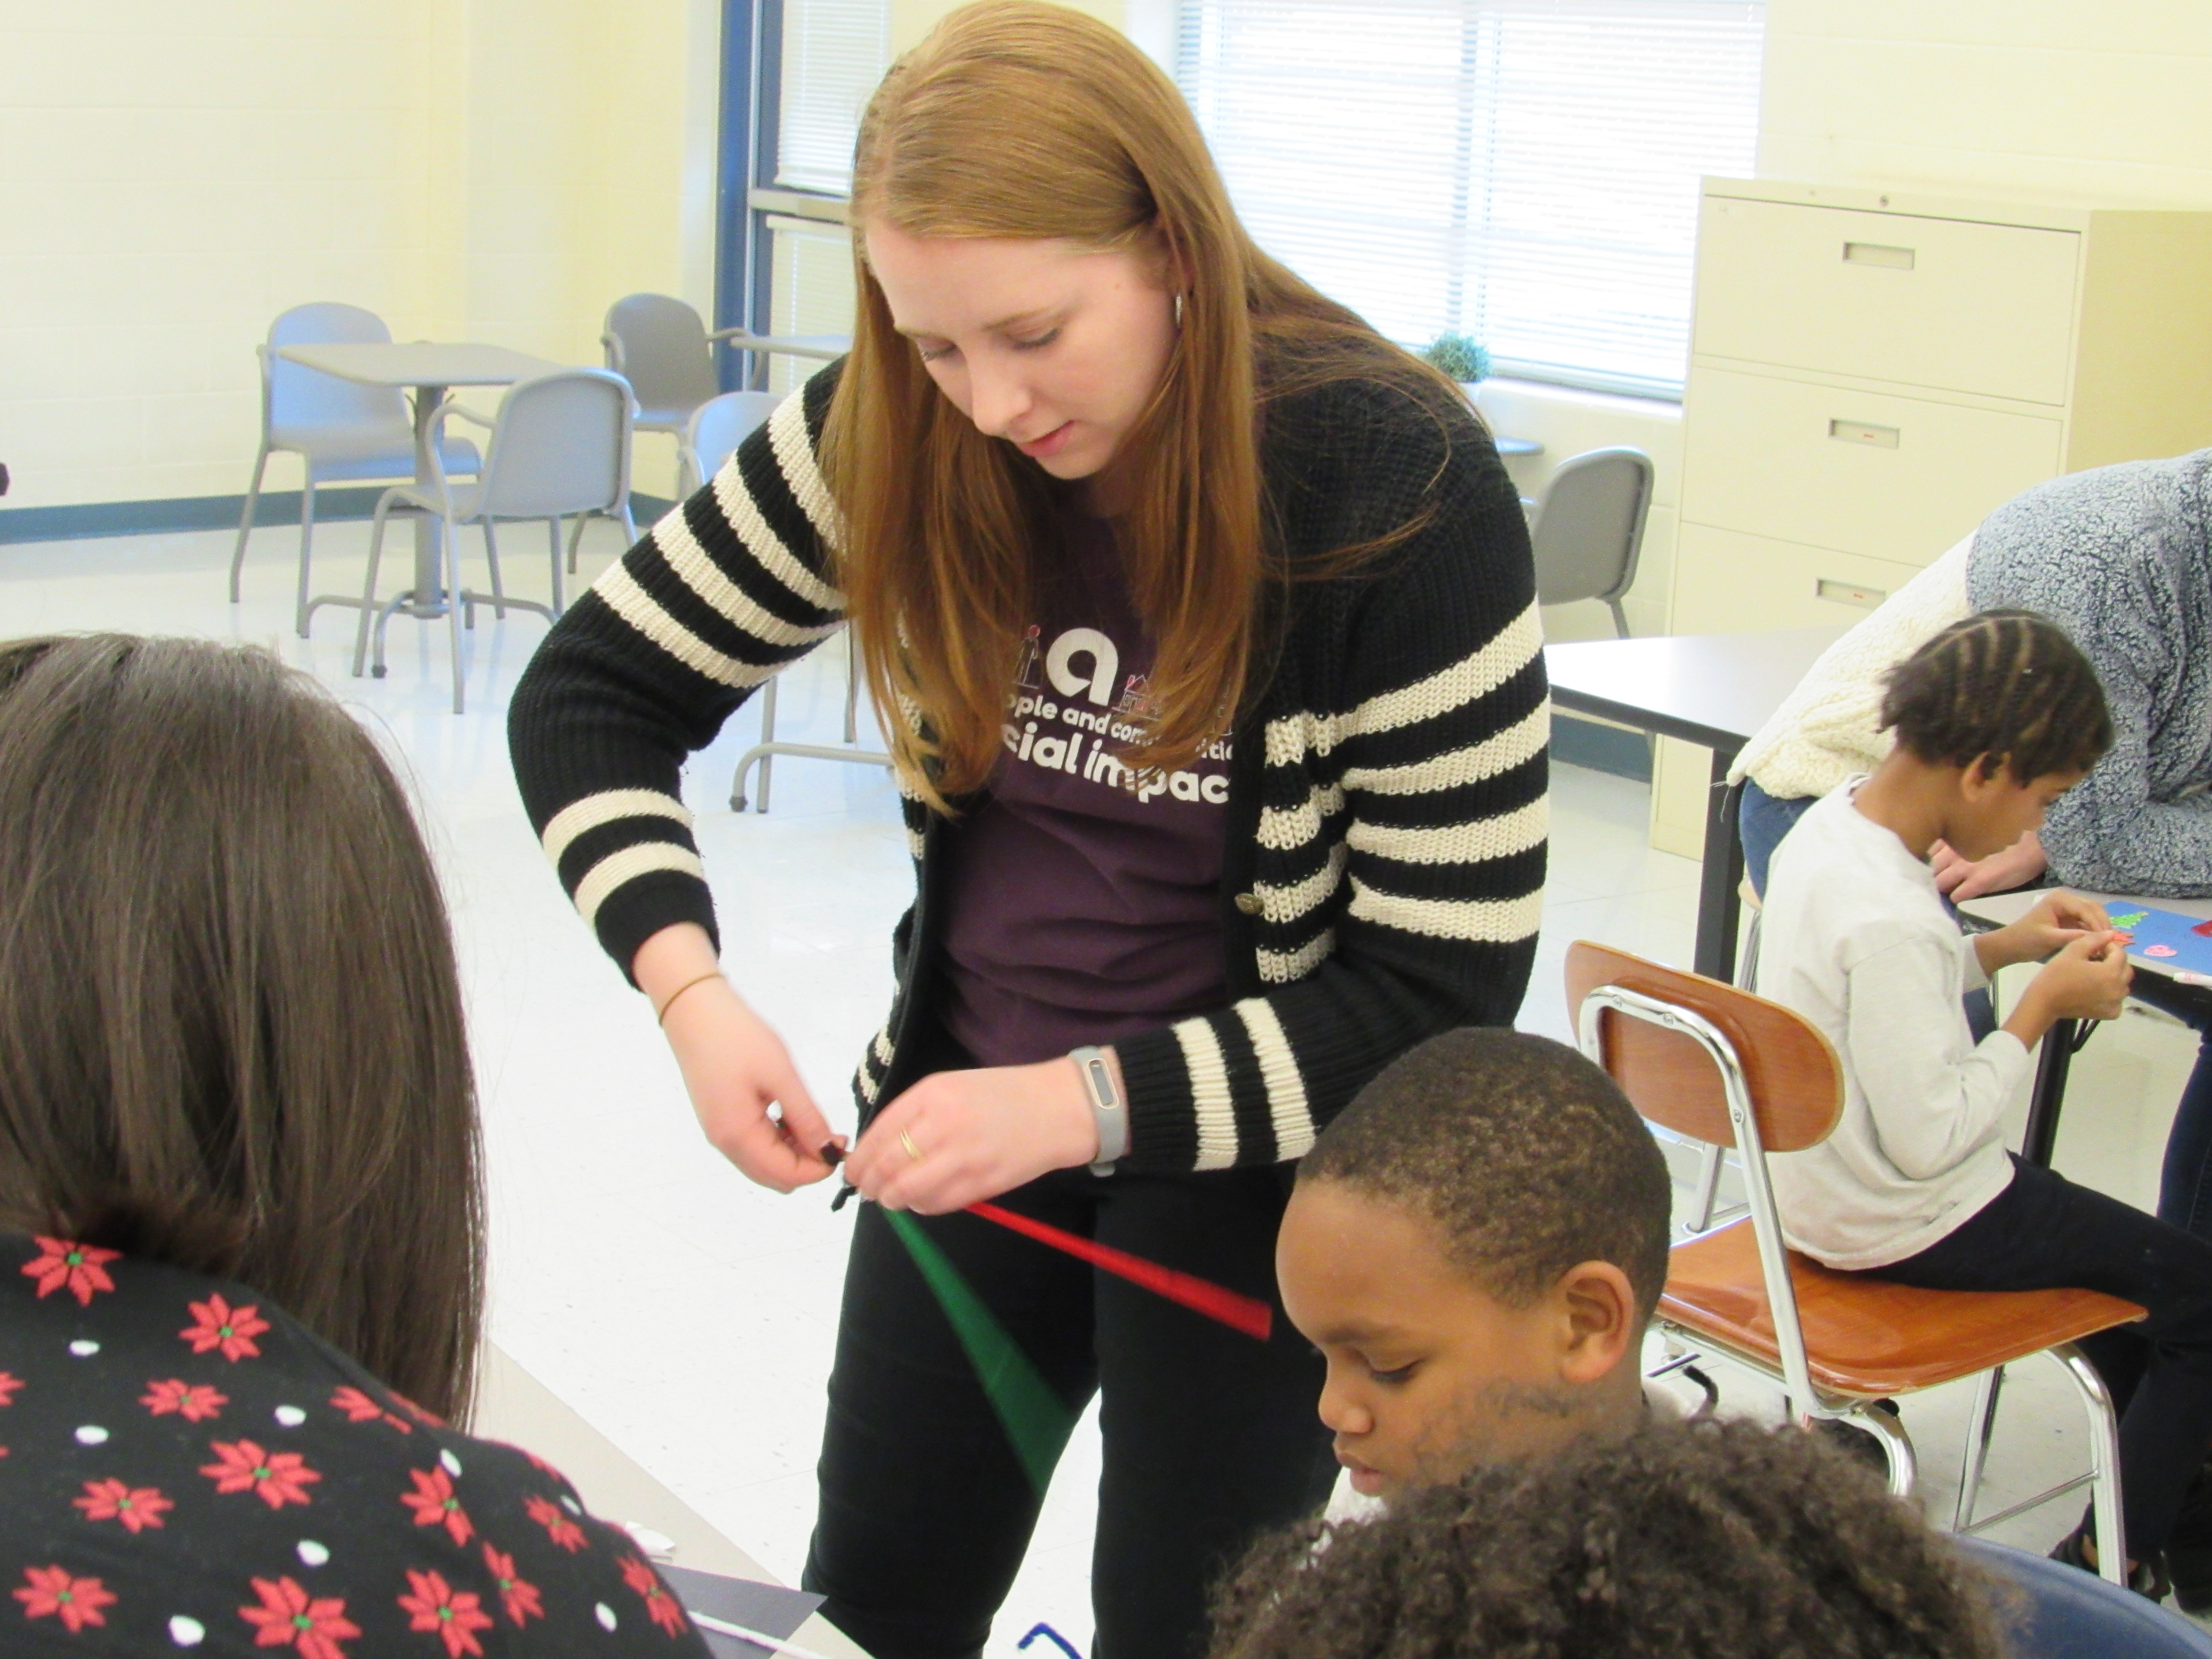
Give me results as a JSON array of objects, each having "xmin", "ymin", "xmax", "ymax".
[{"xmin": 511, "ymin": 4, "xmax": 1546, "ymax": 1654}]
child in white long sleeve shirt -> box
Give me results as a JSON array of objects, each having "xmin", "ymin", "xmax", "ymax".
[{"xmin": 1758, "ymin": 610, "xmax": 2212, "ymax": 1600}]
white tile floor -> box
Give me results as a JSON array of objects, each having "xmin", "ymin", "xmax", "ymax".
[{"xmin": 6, "ymin": 515, "xmax": 2206, "ymax": 1647}]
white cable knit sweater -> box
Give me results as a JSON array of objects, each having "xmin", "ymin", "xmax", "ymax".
[{"xmin": 1728, "ymin": 537, "xmax": 1972, "ymax": 799}]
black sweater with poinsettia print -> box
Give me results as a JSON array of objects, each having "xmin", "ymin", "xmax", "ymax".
[{"xmin": 0, "ymin": 1231, "xmax": 712, "ymax": 1658}]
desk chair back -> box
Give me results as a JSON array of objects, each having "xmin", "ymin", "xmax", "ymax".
[
  {"xmin": 681, "ymin": 391, "xmax": 781, "ymax": 497},
  {"xmin": 1568, "ymin": 940, "xmax": 2140, "ymax": 1580},
  {"xmin": 1530, "ymin": 446, "xmax": 1654, "ymax": 637},
  {"xmin": 472, "ymin": 370, "xmax": 635, "ymax": 522},
  {"xmin": 602, "ymin": 293, "xmax": 719, "ymax": 433},
  {"xmin": 1565, "ymin": 940, "xmax": 1841, "ymax": 1153},
  {"xmin": 1953, "ymin": 1536, "xmax": 2212, "ymax": 1658},
  {"xmin": 264, "ymin": 302, "xmax": 408, "ymax": 438}
]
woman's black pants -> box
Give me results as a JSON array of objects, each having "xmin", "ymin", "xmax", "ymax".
[{"xmin": 800, "ymin": 1163, "xmax": 1336, "ymax": 1659}]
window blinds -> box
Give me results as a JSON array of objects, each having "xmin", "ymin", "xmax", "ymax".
[
  {"xmin": 1178, "ymin": 0, "xmax": 1763, "ymax": 397},
  {"xmin": 777, "ymin": 0, "xmax": 890, "ymax": 194}
]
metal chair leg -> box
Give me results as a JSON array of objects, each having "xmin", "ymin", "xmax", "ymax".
[
  {"xmin": 1952, "ymin": 1367, "xmax": 2005, "ymax": 1531},
  {"xmin": 843, "ymin": 628, "xmax": 863, "ymax": 745},
  {"xmin": 354, "ymin": 494, "xmax": 399, "ymax": 677},
  {"xmin": 1849, "ymin": 1403, "xmax": 1918, "ymax": 1500},
  {"xmin": 229, "ymin": 445, "xmax": 270, "ymax": 603},
  {"xmin": 1688, "ymin": 1143, "xmax": 1727, "ymax": 1234},
  {"xmin": 294, "ymin": 479, "xmax": 317, "ymax": 637},
  {"xmin": 481, "ymin": 520, "xmax": 507, "ymax": 619},
  {"xmin": 2055, "ymin": 1343, "xmax": 2129, "ymax": 1586},
  {"xmin": 444, "ymin": 512, "xmax": 466, "ymax": 715},
  {"xmin": 549, "ymin": 517, "xmax": 568, "ymax": 616},
  {"xmin": 757, "ymin": 675, "xmax": 778, "ymax": 810}
]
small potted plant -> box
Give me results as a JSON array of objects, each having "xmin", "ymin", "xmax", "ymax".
[{"xmin": 1421, "ymin": 331, "xmax": 1490, "ymax": 395}]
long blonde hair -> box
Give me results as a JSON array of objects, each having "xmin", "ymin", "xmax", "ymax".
[{"xmin": 826, "ymin": 0, "xmax": 1462, "ymax": 810}]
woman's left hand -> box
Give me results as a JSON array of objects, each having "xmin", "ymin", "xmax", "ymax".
[{"xmin": 845, "ymin": 1058, "xmax": 1102, "ymax": 1214}]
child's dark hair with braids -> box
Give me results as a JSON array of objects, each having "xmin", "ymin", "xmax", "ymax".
[
  {"xmin": 1880, "ymin": 608, "xmax": 2113, "ymax": 783},
  {"xmin": 1208, "ymin": 1419, "xmax": 2010, "ymax": 1659}
]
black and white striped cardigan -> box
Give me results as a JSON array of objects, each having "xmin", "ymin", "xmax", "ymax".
[{"xmin": 508, "ymin": 361, "xmax": 1548, "ymax": 1173}]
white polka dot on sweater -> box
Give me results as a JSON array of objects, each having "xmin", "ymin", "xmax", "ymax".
[
  {"xmin": 68, "ymin": 1340, "xmax": 98, "ymax": 1358},
  {"xmin": 168, "ymin": 1615, "xmax": 205, "ymax": 1646},
  {"xmin": 439, "ymin": 1449, "xmax": 462, "ymax": 1477},
  {"xmin": 297, "ymin": 1540, "xmax": 329, "ymax": 1568},
  {"xmin": 274, "ymin": 1406, "xmax": 306, "ymax": 1428},
  {"xmin": 596, "ymin": 1603, "xmax": 618, "ymax": 1632},
  {"xmin": 74, "ymin": 1425, "xmax": 108, "ymax": 1446}
]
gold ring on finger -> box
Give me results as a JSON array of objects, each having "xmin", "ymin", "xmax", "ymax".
[{"xmin": 900, "ymin": 1128, "xmax": 923, "ymax": 1163}]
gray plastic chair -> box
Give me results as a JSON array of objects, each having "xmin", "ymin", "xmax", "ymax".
[
  {"xmin": 228, "ymin": 303, "xmax": 480, "ymax": 635},
  {"xmin": 1529, "ymin": 446, "xmax": 1655, "ymax": 638},
  {"xmin": 354, "ymin": 368, "xmax": 636, "ymax": 714},
  {"xmin": 680, "ymin": 390, "xmax": 782, "ymax": 496},
  {"xmin": 602, "ymin": 294, "xmax": 734, "ymax": 437}
]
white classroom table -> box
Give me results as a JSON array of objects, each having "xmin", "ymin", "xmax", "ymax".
[
  {"xmin": 276, "ymin": 341, "xmax": 564, "ymax": 632},
  {"xmin": 1959, "ymin": 887, "xmax": 2212, "ymax": 1167}
]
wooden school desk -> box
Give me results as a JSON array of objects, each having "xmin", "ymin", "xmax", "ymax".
[
  {"xmin": 1958, "ymin": 889, "xmax": 2212, "ymax": 1169},
  {"xmin": 1545, "ymin": 625, "xmax": 1846, "ymax": 982}
]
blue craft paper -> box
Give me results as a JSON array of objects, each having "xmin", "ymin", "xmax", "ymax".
[{"xmin": 2100, "ymin": 903, "xmax": 2212, "ymax": 977}]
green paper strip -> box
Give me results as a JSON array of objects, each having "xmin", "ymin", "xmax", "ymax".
[{"xmin": 884, "ymin": 1209, "xmax": 1074, "ymax": 1495}]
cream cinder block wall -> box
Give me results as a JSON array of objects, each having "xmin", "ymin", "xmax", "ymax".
[
  {"xmin": 0, "ymin": 0, "xmax": 716, "ymax": 513},
  {"xmin": 1760, "ymin": 2, "xmax": 2212, "ymax": 208}
]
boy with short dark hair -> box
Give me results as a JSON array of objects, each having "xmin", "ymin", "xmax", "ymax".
[{"xmin": 1275, "ymin": 1027, "xmax": 1673, "ymax": 1499}]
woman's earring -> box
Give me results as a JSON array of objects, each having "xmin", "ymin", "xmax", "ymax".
[{"xmin": 1173, "ymin": 292, "xmax": 1185, "ymax": 329}]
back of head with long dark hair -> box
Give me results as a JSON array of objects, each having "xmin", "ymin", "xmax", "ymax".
[{"xmin": 0, "ymin": 636, "xmax": 483, "ymax": 1421}]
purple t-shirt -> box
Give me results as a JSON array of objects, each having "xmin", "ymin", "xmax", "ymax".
[{"xmin": 937, "ymin": 508, "xmax": 1231, "ymax": 1068}]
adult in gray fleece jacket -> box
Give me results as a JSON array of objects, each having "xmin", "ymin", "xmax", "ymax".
[{"xmin": 1736, "ymin": 449, "xmax": 2212, "ymax": 1243}]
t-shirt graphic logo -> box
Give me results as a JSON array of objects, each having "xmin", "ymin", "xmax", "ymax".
[
  {"xmin": 1116, "ymin": 673, "xmax": 1163, "ymax": 724},
  {"xmin": 1013, "ymin": 625, "xmax": 1044, "ymax": 692},
  {"xmin": 1045, "ymin": 626, "xmax": 1118, "ymax": 707}
]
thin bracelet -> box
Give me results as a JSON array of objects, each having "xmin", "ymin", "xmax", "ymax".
[{"xmin": 654, "ymin": 970, "xmax": 725, "ymax": 1027}]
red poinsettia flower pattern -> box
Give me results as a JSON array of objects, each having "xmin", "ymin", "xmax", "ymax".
[
  {"xmin": 397, "ymin": 1570, "xmax": 495, "ymax": 1659},
  {"xmin": 0, "ymin": 1370, "xmax": 22, "ymax": 1407},
  {"xmin": 201, "ymin": 1439, "xmax": 320, "ymax": 1508},
  {"xmin": 481, "ymin": 1544, "xmax": 543, "ymax": 1626},
  {"xmin": 73, "ymin": 1478, "xmax": 173, "ymax": 1533},
  {"xmin": 142, "ymin": 1377, "xmax": 228, "ymax": 1422},
  {"xmin": 22, "ymin": 1237, "xmax": 120, "ymax": 1306},
  {"xmin": 14, "ymin": 1565, "xmax": 117, "ymax": 1633},
  {"xmin": 239, "ymin": 1575, "xmax": 359, "ymax": 1659},
  {"xmin": 400, "ymin": 1466, "xmax": 473, "ymax": 1546},
  {"xmin": 330, "ymin": 1385, "xmax": 412, "ymax": 1434},
  {"xmin": 523, "ymin": 1492, "xmax": 587, "ymax": 1552},
  {"xmin": 385, "ymin": 1389, "xmax": 446, "ymax": 1429},
  {"xmin": 618, "ymin": 1554, "xmax": 691, "ymax": 1638},
  {"xmin": 181, "ymin": 1294, "xmax": 271, "ymax": 1361}
]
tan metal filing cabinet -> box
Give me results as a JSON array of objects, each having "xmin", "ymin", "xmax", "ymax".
[{"xmin": 1649, "ymin": 177, "xmax": 2212, "ymax": 857}]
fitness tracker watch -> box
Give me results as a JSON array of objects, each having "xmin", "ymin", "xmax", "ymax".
[{"xmin": 1070, "ymin": 1045, "xmax": 1126, "ymax": 1177}]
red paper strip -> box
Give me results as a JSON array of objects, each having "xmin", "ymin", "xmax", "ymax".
[{"xmin": 966, "ymin": 1201, "xmax": 1274, "ymax": 1342}]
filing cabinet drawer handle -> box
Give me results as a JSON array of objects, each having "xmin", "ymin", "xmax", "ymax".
[
  {"xmin": 1817, "ymin": 577, "xmax": 1888, "ymax": 610},
  {"xmin": 1828, "ymin": 418, "xmax": 1900, "ymax": 449},
  {"xmin": 1842, "ymin": 240, "xmax": 1916, "ymax": 270}
]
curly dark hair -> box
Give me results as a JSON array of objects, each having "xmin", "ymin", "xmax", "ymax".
[
  {"xmin": 1208, "ymin": 1419, "xmax": 2010, "ymax": 1659},
  {"xmin": 1879, "ymin": 608, "xmax": 2112, "ymax": 783},
  {"xmin": 1298, "ymin": 1029, "xmax": 1672, "ymax": 1322}
]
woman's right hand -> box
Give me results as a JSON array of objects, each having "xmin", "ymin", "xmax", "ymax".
[{"xmin": 635, "ymin": 924, "xmax": 841, "ymax": 1193}]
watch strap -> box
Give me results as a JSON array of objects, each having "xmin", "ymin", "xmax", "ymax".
[{"xmin": 1071, "ymin": 1045, "xmax": 1126, "ymax": 1175}]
